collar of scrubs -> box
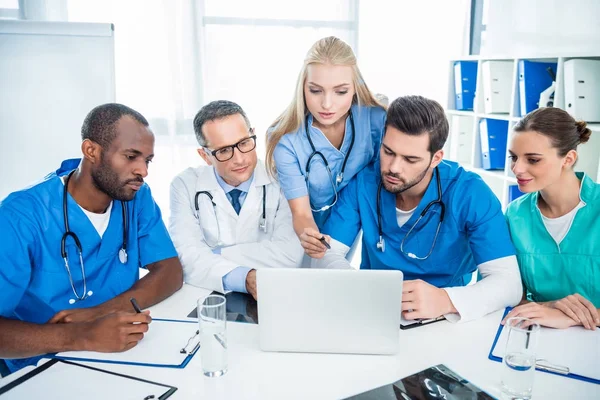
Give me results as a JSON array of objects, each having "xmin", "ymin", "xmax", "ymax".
[
  {"xmin": 377, "ymin": 161, "xmax": 447, "ymax": 236},
  {"xmin": 306, "ymin": 104, "xmax": 356, "ymax": 156},
  {"xmin": 529, "ymin": 172, "xmax": 598, "ymax": 213},
  {"xmin": 55, "ymin": 158, "xmax": 82, "ymax": 177},
  {"xmin": 51, "ymin": 158, "xmax": 127, "ymax": 254}
]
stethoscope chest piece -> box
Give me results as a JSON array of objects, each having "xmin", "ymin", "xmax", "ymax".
[
  {"xmin": 376, "ymin": 236, "xmax": 385, "ymax": 252},
  {"xmin": 119, "ymin": 248, "xmax": 128, "ymax": 264}
]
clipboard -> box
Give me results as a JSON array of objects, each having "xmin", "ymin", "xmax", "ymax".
[
  {"xmin": 400, "ymin": 315, "xmax": 446, "ymax": 330},
  {"xmin": 53, "ymin": 319, "xmax": 200, "ymax": 369},
  {"xmin": 0, "ymin": 359, "xmax": 177, "ymax": 399},
  {"xmin": 488, "ymin": 308, "xmax": 600, "ymax": 385}
]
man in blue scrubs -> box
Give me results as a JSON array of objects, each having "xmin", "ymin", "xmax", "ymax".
[
  {"xmin": 313, "ymin": 96, "xmax": 522, "ymax": 322},
  {"xmin": 0, "ymin": 103, "xmax": 183, "ymax": 373}
]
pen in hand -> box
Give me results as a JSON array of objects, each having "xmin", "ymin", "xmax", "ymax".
[
  {"xmin": 319, "ymin": 236, "xmax": 331, "ymax": 250},
  {"xmin": 130, "ymin": 297, "xmax": 142, "ymax": 313}
]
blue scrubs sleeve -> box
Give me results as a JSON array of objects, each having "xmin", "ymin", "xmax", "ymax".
[
  {"xmin": 369, "ymin": 106, "xmax": 386, "ymax": 160},
  {"xmin": 0, "ymin": 208, "xmax": 35, "ymax": 316},
  {"xmin": 273, "ymin": 137, "xmax": 309, "ymax": 201},
  {"xmin": 322, "ymin": 176, "xmax": 362, "ymax": 247},
  {"xmin": 457, "ymin": 177, "xmax": 516, "ymax": 265},
  {"xmin": 136, "ymin": 184, "xmax": 178, "ymax": 267}
]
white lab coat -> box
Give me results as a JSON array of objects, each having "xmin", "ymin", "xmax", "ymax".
[{"xmin": 169, "ymin": 160, "xmax": 304, "ymax": 293}]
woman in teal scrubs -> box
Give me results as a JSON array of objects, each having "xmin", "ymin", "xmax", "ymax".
[{"xmin": 503, "ymin": 107, "xmax": 600, "ymax": 330}]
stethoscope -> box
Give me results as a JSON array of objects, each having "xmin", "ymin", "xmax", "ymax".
[
  {"xmin": 376, "ymin": 167, "xmax": 445, "ymax": 260},
  {"xmin": 61, "ymin": 170, "xmax": 128, "ymax": 303},
  {"xmin": 195, "ymin": 185, "xmax": 267, "ymax": 248},
  {"xmin": 305, "ymin": 110, "xmax": 355, "ymax": 212}
]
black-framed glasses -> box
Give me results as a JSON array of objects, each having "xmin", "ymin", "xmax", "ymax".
[{"xmin": 204, "ymin": 132, "xmax": 256, "ymax": 162}]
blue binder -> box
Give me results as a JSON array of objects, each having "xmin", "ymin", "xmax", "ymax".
[
  {"xmin": 518, "ymin": 60, "xmax": 557, "ymax": 116},
  {"xmin": 454, "ymin": 61, "xmax": 478, "ymax": 111},
  {"xmin": 479, "ymin": 119, "xmax": 508, "ymax": 170},
  {"xmin": 508, "ymin": 185, "xmax": 525, "ymax": 202}
]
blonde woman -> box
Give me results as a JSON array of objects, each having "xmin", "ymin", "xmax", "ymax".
[{"xmin": 266, "ymin": 36, "xmax": 386, "ymax": 258}]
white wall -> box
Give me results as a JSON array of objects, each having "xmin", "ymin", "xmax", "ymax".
[
  {"xmin": 483, "ymin": 0, "xmax": 600, "ymax": 56},
  {"xmin": 357, "ymin": 0, "xmax": 470, "ymax": 106}
]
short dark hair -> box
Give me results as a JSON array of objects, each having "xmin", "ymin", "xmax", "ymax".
[
  {"xmin": 193, "ymin": 100, "xmax": 251, "ymax": 147},
  {"xmin": 81, "ymin": 103, "xmax": 149, "ymax": 149},
  {"xmin": 514, "ymin": 107, "xmax": 592, "ymax": 156},
  {"xmin": 385, "ymin": 95, "xmax": 449, "ymax": 153}
]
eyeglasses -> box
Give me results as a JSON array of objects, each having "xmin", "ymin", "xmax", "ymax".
[{"xmin": 204, "ymin": 132, "xmax": 256, "ymax": 162}]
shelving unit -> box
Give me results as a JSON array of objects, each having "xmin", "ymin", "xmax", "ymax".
[{"xmin": 445, "ymin": 54, "xmax": 600, "ymax": 209}]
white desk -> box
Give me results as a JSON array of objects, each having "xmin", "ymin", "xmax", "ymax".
[{"xmin": 2, "ymin": 284, "xmax": 599, "ymax": 399}]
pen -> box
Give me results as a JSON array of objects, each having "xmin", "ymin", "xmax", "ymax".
[
  {"xmin": 214, "ymin": 333, "xmax": 228, "ymax": 349},
  {"xmin": 130, "ymin": 297, "xmax": 142, "ymax": 313},
  {"xmin": 525, "ymin": 325, "xmax": 533, "ymax": 349},
  {"xmin": 319, "ymin": 236, "xmax": 331, "ymax": 250}
]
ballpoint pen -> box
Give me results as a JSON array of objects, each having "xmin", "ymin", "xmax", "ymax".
[
  {"xmin": 130, "ymin": 297, "xmax": 142, "ymax": 313},
  {"xmin": 319, "ymin": 236, "xmax": 331, "ymax": 250}
]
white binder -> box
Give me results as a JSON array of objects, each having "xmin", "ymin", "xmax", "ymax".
[
  {"xmin": 564, "ymin": 59, "xmax": 600, "ymax": 122},
  {"xmin": 449, "ymin": 116, "xmax": 473, "ymax": 164},
  {"xmin": 482, "ymin": 61, "xmax": 513, "ymax": 114}
]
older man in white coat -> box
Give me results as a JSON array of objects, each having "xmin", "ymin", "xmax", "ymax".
[{"xmin": 169, "ymin": 100, "xmax": 304, "ymax": 299}]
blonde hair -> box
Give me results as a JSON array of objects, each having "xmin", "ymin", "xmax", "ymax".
[{"xmin": 265, "ymin": 36, "xmax": 386, "ymax": 177}]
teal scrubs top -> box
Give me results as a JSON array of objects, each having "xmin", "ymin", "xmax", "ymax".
[{"xmin": 505, "ymin": 173, "xmax": 600, "ymax": 306}]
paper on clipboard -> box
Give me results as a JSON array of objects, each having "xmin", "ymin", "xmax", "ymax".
[
  {"xmin": 0, "ymin": 359, "xmax": 177, "ymax": 399},
  {"xmin": 54, "ymin": 319, "xmax": 199, "ymax": 368}
]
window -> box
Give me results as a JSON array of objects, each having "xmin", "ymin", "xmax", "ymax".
[
  {"xmin": 0, "ymin": 0, "xmax": 19, "ymax": 19},
  {"xmin": 66, "ymin": 0, "xmax": 357, "ymax": 219}
]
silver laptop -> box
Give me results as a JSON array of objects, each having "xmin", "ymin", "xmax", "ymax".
[{"xmin": 257, "ymin": 268, "xmax": 403, "ymax": 355}]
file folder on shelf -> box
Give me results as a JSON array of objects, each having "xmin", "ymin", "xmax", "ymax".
[
  {"xmin": 453, "ymin": 61, "xmax": 478, "ymax": 111},
  {"xmin": 482, "ymin": 61, "xmax": 512, "ymax": 114},
  {"xmin": 449, "ymin": 115, "xmax": 473, "ymax": 164},
  {"xmin": 479, "ymin": 118, "xmax": 508, "ymax": 170},
  {"xmin": 489, "ymin": 308, "xmax": 600, "ymax": 385},
  {"xmin": 507, "ymin": 185, "xmax": 525, "ymax": 202},
  {"xmin": 53, "ymin": 319, "xmax": 199, "ymax": 369},
  {"xmin": 564, "ymin": 59, "xmax": 600, "ymax": 122},
  {"xmin": 518, "ymin": 60, "xmax": 557, "ymax": 116}
]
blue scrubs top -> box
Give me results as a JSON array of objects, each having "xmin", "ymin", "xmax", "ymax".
[
  {"xmin": 322, "ymin": 160, "xmax": 516, "ymax": 287},
  {"xmin": 0, "ymin": 159, "xmax": 177, "ymax": 372},
  {"xmin": 273, "ymin": 104, "xmax": 386, "ymax": 229}
]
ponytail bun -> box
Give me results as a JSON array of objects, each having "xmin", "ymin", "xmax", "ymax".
[{"xmin": 575, "ymin": 120, "xmax": 592, "ymax": 144}]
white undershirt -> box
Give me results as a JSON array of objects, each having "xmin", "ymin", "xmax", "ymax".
[
  {"xmin": 61, "ymin": 175, "xmax": 112, "ymax": 237},
  {"xmin": 396, "ymin": 206, "xmax": 417, "ymax": 228},
  {"xmin": 540, "ymin": 201, "xmax": 584, "ymax": 244}
]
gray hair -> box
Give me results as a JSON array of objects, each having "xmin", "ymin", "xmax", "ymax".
[{"xmin": 193, "ymin": 100, "xmax": 251, "ymax": 147}]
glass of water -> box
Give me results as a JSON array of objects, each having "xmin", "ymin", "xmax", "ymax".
[
  {"xmin": 198, "ymin": 295, "xmax": 228, "ymax": 377},
  {"xmin": 500, "ymin": 317, "xmax": 540, "ymax": 399}
]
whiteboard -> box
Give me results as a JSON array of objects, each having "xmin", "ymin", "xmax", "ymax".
[{"xmin": 0, "ymin": 20, "xmax": 116, "ymax": 200}]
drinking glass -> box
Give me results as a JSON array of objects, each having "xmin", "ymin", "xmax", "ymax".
[
  {"xmin": 198, "ymin": 294, "xmax": 228, "ymax": 377},
  {"xmin": 500, "ymin": 317, "xmax": 540, "ymax": 399}
]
